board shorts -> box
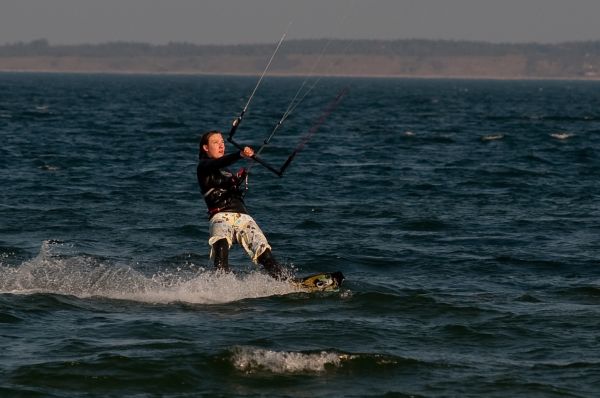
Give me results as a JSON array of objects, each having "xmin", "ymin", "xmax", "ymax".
[{"xmin": 208, "ymin": 212, "xmax": 271, "ymax": 263}]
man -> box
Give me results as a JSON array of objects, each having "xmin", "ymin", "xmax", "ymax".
[{"xmin": 196, "ymin": 130, "xmax": 285, "ymax": 279}]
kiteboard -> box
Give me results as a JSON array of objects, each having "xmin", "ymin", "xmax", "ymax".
[{"xmin": 291, "ymin": 271, "xmax": 344, "ymax": 292}]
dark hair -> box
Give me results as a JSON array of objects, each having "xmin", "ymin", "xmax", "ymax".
[{"xmin": 199, "ymin": 130, "xmax": 222, "ymax": 159}]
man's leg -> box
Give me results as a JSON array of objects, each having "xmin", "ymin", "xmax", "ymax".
[
  {"xmin": 208, "ymin": 213, "xmax": 235, "ymax": 272},
  {"xmin": 257, "ymin": 249, "xmax": 284, "ymax": 280},
  {"xmin": 212, "ymin": 238, "xmax": 230, "ymax": 272}
]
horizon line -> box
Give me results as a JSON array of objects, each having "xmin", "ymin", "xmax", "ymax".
[{"xmin": 3, "ymin": 37, "xmax": 600, "ymax": 48}]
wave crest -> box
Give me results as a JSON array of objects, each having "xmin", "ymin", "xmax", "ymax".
[
  {"xmin": 228, "ymin": 346, "xmax": 408, "ymax": 375},
  {"xmin": 230, "ymin": 346, "xmax": 350, "ymax": 374}
]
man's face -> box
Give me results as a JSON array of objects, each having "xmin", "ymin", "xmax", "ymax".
[{"xmin": 204, "ymin": 133, "xmax": 225, "ymax": 159}]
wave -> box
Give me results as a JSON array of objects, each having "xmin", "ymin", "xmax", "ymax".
[
  {"xmin": 230, "ymin": 346, "xmax": 347, "ymax": 374},
  {"xmin": 550, "ymin": 132, "xmax": 575, "ymax": 140},
  {"xmin": 0, "ymin": 241, "xmax": 301, "ymax": 305},
  {"xmin": 0, "ymin": 311, "xmax": 22, "ymax": 324},
  {"xmin": 552, "ymin": 285, "xmax": 600, "ymax": 304},
  {"xmin": 480, "ymin": 133, "xmax": 505, "ymax": 142},
  {"xmin": 531, "ymin": 360, "xmax": 600, "ymax": 370},
  {"xmin": 227, "ymin": 346, "xmax": 408, "ymax": 375}
]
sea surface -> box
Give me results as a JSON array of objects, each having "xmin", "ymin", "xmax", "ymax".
[{"xmin": 1, "ymin": 73, "xmax": 599, "ymax": 397}]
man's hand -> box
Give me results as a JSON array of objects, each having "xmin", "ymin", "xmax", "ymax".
[{"xmin": 241, "ymin": 146, "xmax": 254, "ymax": 158}]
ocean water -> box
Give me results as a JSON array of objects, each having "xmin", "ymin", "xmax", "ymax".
[{"xmin": 1, "ymin": 72, "xmax": 599, "ymax": 397}]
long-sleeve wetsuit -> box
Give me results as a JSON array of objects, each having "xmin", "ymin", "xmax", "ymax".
[{"xmin": 197, "ymin": 151, "xmax": 247, "ymax": 218}]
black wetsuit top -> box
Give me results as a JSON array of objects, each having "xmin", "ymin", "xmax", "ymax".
[{"xmin": 197, "ymin": 151, "xmax": 248, "ymax": 218}]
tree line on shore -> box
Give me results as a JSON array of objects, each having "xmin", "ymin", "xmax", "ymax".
[{"xmin": 2, "ymin": 38, "xmax": 600, "ymax": 58}]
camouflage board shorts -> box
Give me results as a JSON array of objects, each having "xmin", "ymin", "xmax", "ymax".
[{"xmin": 208, "ymin": 212, "xmax": 271, "ymax": 263}]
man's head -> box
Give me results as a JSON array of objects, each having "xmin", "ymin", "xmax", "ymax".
[{"xmin": 200, "ymin": 130, "xmax": 225, "ymax": 159}]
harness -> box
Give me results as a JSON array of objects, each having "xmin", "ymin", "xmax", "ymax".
[{"xmin": 204, "ymin": 167, "xmax": 248, "ymax": 218}]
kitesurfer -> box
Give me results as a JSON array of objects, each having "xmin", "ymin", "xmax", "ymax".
[{"xmin": 197, "ymin": 130, "xmax": 285, "ymax": 279}]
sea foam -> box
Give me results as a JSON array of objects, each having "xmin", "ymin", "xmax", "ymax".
[
  {"xmin": 230, "ymin": 346, "xmax": 350, "ymax": 373},
  {"xmin": 0, "ymin": 241, "xmax": 298, "ymax": 305}
]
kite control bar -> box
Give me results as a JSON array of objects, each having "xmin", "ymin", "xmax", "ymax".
[{"xmin": 228, "ymin": 87, "xmax": 348, "ymax": 177}]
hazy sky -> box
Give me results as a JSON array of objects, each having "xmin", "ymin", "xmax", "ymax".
[{"xmin": 2, "ymin": 0, "xmax": 600, "ymax": 45}]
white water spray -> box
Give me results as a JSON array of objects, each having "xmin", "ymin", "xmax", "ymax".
[{"xmin": 0, "ymin": 241, "xmax": 299, "ymax": 304}]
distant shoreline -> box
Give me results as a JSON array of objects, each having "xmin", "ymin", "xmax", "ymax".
[
  {"xmin": 1, "ymin": 39, "xmax": 600, "ymax": 79},
  {"xmin": 3, "ymin": 68, "xmax": 600, "ymax": 82}
]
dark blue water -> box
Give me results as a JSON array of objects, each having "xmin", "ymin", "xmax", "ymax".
[{"xmin": 1, "ymin": 73, "xmax": 600, "ymax": 397}]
